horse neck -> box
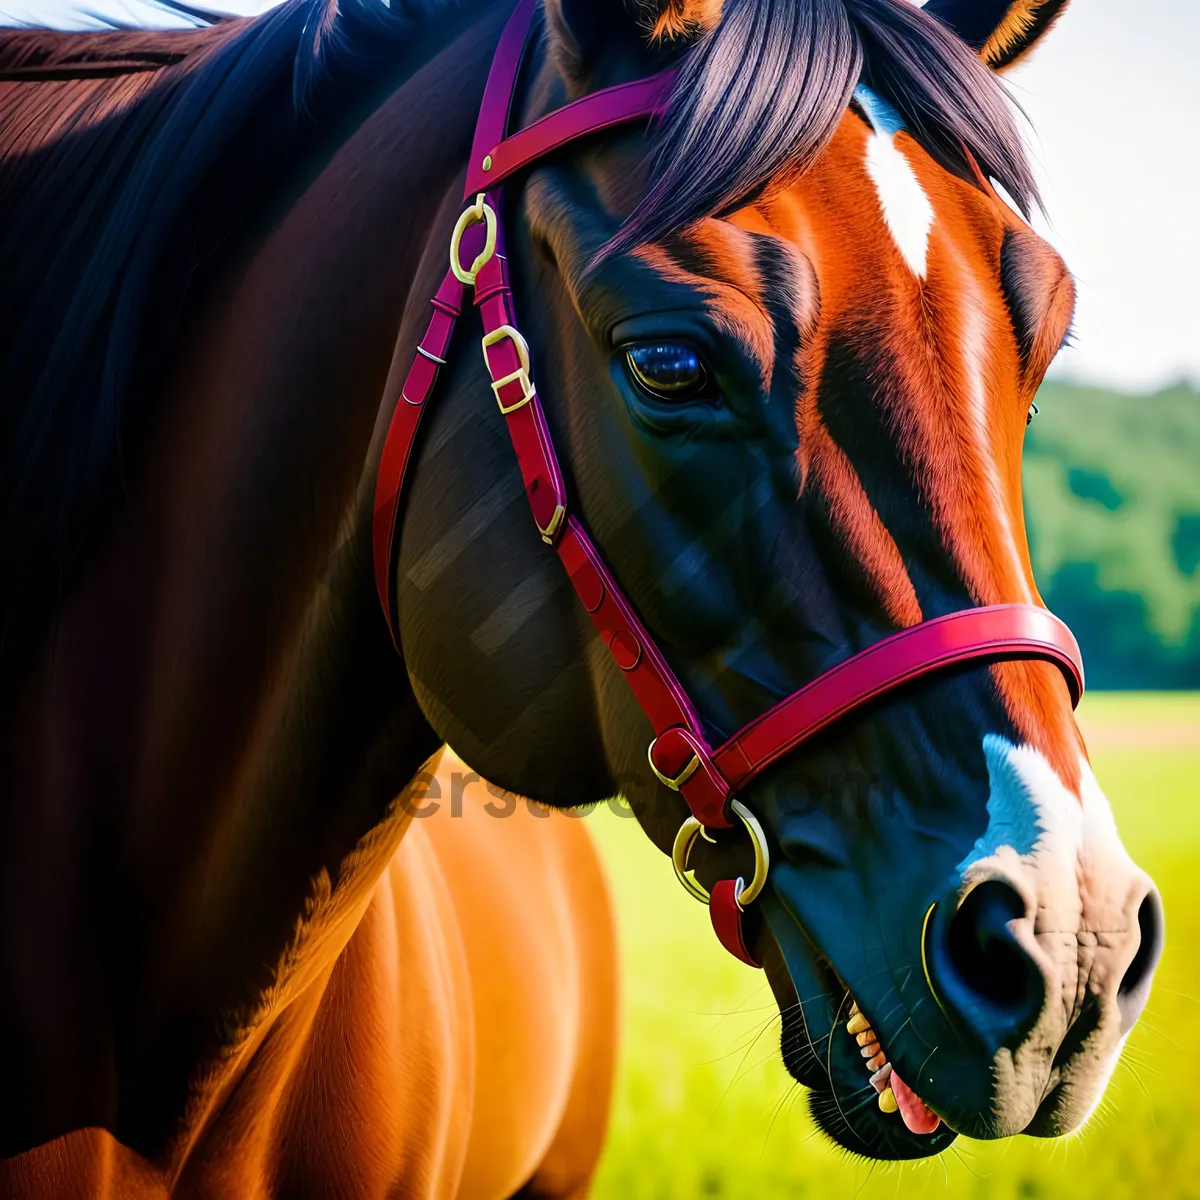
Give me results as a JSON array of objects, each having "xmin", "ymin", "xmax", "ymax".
[{"xmin": 0, "ymin": 1, "xmax": 510, "ymax": 1162}]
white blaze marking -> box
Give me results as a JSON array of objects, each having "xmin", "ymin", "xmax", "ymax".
[
  {"xmin": 856, "ymin": 85, "xmax": 934, "ymax": 278},
  {"xmin": 959, "ymin": 735, "xmax": 1137, "ymax": 936}
]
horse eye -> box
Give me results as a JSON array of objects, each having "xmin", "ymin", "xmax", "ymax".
[{"xmin": 625, "ymin": 343, "xmax": 710, "ymax": 400}]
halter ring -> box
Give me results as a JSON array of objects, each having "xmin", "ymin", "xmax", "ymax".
[
  {"xmin": 449, "ymin": 194, "xmax": 498, "ymax": 286},
  {"xmin": 671, "ymin": 799, "xmax": 769, "ymax": 910}
]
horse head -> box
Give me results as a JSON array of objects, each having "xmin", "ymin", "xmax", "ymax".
[{"xmin": 395, "ymin": 0, "xmax": 1161, "ymax": 1161}]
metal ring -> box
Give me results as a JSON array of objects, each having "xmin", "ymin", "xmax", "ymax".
[
  {"xmin": 671, "ymin": 817, "xmax": 709, "ymax": 904},
  {"xmin": 449, "ymin": 194, "xmax": 498, "ymax": 286},
  {"xmin": 671, "ymin": 798, "xmax": 770, "ymax": 911}
]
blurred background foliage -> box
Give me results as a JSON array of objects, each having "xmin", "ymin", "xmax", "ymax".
[{"xmin": 1024, "ymin": 380, "xmax": 1200, "ymax": 687}]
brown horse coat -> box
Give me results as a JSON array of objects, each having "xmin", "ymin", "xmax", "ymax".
[{"xmin": 1, "ymin": 754, "xmax": 617, "ymax": 1199}]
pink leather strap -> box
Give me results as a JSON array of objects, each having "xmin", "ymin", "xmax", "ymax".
[
  {"xmin": 470, "ymin": 201, "xmax": 713, "ymax": 771},
  {"xmin": 650, "ymin": 604, "xmax": 1084, "ymax": 828},
  {"xmin": 376, "ymin": 1, "xmax": 675, "ymax": 647},
  {"xmin": 713, "ymin": 604, "xmax": 1083, "ymax": 792},
  {"xmin": 372, "ymin": 263, "xmax": 469, "ymax": 644},
  {"xmin": 556, "ymin": 522, "xmax": 708, "ymax": 737},
  {"xmin": 466, "ymin": 0, "xmax": 537, "ymax": 194},
  {"xmin": 473, "ymin": 206, "xmax": 571, "ymax": 538},
  {"xmin": 464, "ymin": 73, "xmax": 675, "ymax": 198},
  {"xmin": 711, "ymin": 880, "xmax": 759, "ymax": 967}
]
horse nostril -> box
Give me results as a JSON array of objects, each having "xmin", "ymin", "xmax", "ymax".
[
  {"xmin": 1118, "ymin": 887, "xmax": 1164, "ymax": 1027},
  {"xmin": 941, "ymin": 880, "xmax": 1042, "ymax": 1024}
]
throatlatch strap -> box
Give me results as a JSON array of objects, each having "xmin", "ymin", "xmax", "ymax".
[{"xmin": 372, "ymin": 223, "xmax": 487, "ymax": 643}]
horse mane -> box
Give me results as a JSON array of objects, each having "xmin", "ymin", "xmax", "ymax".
[
  {"xmin": 0, "ymin": 26, "xmax": 212, "ymax": 79},
  {"xmin": 607, "ymin": 0, "xmax": 1039, "ymax": 258},
  {"xmin": 0, "ymin": 0, "xmax": 456, "ymax": 680}
]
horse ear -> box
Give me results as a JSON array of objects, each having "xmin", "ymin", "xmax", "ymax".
[
  {"xmin": 628, "ymin": 0, "xmax": 724, "ymax": 43},
  {"xmin": 544, "ymin": 0, "xmax": 720, "ymax": 82},
  {"xmin": 922, "ymin": 0, "xmax": 1071, "ymax": 71}
]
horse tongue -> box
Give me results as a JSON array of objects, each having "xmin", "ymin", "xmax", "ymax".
[{"xmin": 890, "ymin": 1069, "xmax": 941, "ymax": 1136}]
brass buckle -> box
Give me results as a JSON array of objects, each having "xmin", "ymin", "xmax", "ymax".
[
  {"xmin": 647, "ymin": 736, "xmax": 700, "ymax": 791},
  {"xmin": 537, "ymin": 504, "xmax": 566, "ymax": 544},
  {"xmin": 449, "ymin": 194, "xmax": 497, "ymax": 286},
  {"xmin": 671, "ymin": 799, "xmax": 770, "ymax": 911},
  {"xmin": 482, "ymin": 324, "xmax": 536, "ymax": 415}
]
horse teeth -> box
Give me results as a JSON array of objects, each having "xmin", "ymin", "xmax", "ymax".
[
  {"xmin": 847, "ymin": 1011, "xmax": 870, "ymax": 1036},
  {"xmin": 847, "ymin": 1001, "xmax": 898, "ymax": 1110}
]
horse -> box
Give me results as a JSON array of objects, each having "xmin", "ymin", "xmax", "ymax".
[{"xmin": 0, "ymin": 0, "xmax": 1163, "ymax": 1194}]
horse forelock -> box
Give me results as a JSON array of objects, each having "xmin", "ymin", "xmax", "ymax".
[{"xmin": 598, "ymin": 0, "xmax": 1039, "ymax": 267}]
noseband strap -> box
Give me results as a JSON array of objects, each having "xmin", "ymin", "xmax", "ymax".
[
  {"xmin": 651, "ymin": 604, "xmax": 1083, "ymax": 831},
  {"xmin": 371, "ymin": 0, "xmax": 1086, "ymax": 969}
]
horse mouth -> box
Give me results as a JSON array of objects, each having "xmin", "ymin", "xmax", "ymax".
[
  {"xmin": 766, "ymin": 939, "xmax": 959, "ymax": 1161},
  {"xmin": 845, "ymin": 999, "xmax": 941, "ymax": 1136}
]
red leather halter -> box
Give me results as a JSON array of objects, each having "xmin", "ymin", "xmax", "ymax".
[{"xmin": 372, "ymin": 0, "xmax": 1085, "ymax": 967}]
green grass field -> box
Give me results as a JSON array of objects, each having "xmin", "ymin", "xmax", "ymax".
[{"xmin": 587, "ymin": 694, "xmax": 1200, "ymax": 1199}]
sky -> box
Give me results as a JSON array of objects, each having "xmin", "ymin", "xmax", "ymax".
[{"xmin": 3, "ymin": 0, "xmax": 1196, "ymax": 392}]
